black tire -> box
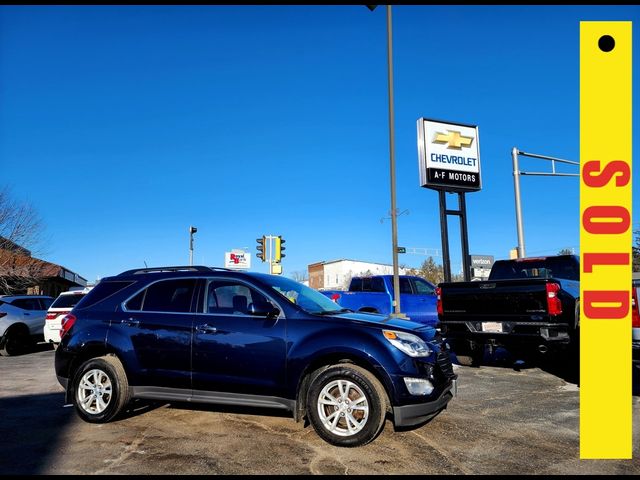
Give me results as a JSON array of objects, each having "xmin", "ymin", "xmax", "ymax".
[
  {"xmin": 305, "ymin": 364, "xmax": 387, "ymax": 447},
  {"xmin": 0, "ymin": 326, "xmax": 29, "ymax": 356},
  {"xmin": 73, "ymin": 355, "xmax": 130, "ymax": 423}
]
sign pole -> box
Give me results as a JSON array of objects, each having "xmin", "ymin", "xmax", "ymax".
[
  {"xmin": 459, "ymin": 192, "xmax": 471, "ymax": 281},
  {"xmin": 438, "ymin": 190, "xmax": 452, "ymax": 283}
]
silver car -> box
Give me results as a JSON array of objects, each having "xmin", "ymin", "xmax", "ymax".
[{"xmin": 0, "ymin": 295, "xmax": 53, "ymax": 356}]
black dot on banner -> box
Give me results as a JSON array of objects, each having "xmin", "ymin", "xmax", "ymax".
[{"xmin": 598, "ymin": 35, "xmax": 615, "ymax": 52}]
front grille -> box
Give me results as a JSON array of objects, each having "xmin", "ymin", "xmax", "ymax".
[{"xmin": 436, "ymin": 350, "xmax": 456, "ymax": 381}]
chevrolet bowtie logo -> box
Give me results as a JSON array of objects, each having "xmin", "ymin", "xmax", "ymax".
[{"xmin": 433, "ymin": 130, "xmax": 474, "ymax": 149}]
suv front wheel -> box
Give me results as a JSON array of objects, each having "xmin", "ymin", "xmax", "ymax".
[
  {"xmin": 306, "ymin": 364, "xmax": 387, "ymax": 447},
  {"xmin": 73, "ymin": 355, "xmax": 130, "ymax": 423}
]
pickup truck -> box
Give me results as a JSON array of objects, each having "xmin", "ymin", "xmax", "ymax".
[
  {"xmin": 321, "ymin": 275, "xmax": 438, "ymax": 326},
  {"xmin": 436, "ymin": 255, "xmax": 580, "ymax": 365}
]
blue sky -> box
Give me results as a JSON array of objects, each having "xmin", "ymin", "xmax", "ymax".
[{"xmin": 1, "ymin": 5, "xmax": 638, "ymax": 282}]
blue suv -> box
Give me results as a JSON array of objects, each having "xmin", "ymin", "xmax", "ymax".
[{"xmin": 55, "ymin": 266, "xmax": 457, "ymax": 447}]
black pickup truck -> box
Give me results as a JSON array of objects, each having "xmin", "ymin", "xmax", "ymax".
[{"xmin": 436, "ymin": 255, "xmax": 580, "ymax": 365}]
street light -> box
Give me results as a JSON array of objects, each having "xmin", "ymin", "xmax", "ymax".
[
  {"xmin": 189, "ymin": 226, "xmax": 198, "ymax": 266},
  {"xmin": 369, "ymin": 5, "xmax": 403, "ymax": 317}
]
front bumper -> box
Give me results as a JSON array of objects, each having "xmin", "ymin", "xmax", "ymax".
[{"xmin": 392, "ymin": 379, "xmax": 456, "ymax": 427}]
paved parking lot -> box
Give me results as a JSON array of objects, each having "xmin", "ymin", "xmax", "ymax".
[{"xmin": 1, "ymin": 346, "xmax": 639, "ymax": 475}]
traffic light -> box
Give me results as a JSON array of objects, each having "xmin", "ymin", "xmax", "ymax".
[
  {"xmin": 275, "ymin": 236, "xmax": 286, "ymax": 262},
  {"xmin": 256, "ymin": 236, "xmax": 266, "ymax": 262}
]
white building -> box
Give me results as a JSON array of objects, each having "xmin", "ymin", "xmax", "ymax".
[{"xmin": 308, "ymin": 259, "xmax": 408, "ymax": 291}]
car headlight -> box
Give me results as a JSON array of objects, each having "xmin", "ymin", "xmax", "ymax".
[{"xmin": 383, "ymin": 330, "xmax": 432, "ymax": 357}]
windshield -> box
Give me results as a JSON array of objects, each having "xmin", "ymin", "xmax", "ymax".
[{"xmin": 260, "ymin": 275, "xmax": 345, "ymax": 314}]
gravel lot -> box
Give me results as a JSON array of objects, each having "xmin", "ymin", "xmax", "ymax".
[{"xmin": 1, "ymin": 346, "xmax": 638, "ymax": 475}]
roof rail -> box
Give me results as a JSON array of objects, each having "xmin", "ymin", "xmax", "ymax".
[{"xmin": 117, "ymin": 266, "xmax": 231, "ymax": 276}]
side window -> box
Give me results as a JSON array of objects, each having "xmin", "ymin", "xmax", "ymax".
[
  {"xmin": 138, "ymin": 279, "xmax": 197, "ymax": 313},
  {"xmin": 125, "ymin": 290, "xmax": 145, "ymax": 311},
  {"xmin": 11, "ymin": 298, "xmax": 41, "ymax": 310},
  {"xmin": 350, "ymin": 278, "xmax": 363, "ymax": 292},
  {"xmin": 39, "ymin": 298, "xmax": 53, "ymax": 310},
  {"xmin": 361, "ymin": 277, "xmax": 373, "ymax": 292},
  {"xmin": 399, "ymin": 277, "xmax": 413, "ymax": 294},
  {"xmin": 371, "ymin": 277, "xmax": 385, "ymax": 292},
  {"xmin": 206, "ymin": 280, "xmax": 272, "ymax": 315},
  {"xmin": 76, "ymin": 281, "xmax": 134, "ymax": 310},
  {"xmin": 413, "ymin": 278, "xmax": 435, "ymax": 295}
]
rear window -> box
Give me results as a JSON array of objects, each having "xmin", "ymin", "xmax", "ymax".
[
  {"xmin": 75, "ymin": 281, "xmax": 135, "ymax": 309},
  {"xmin": 51, "ymin": 293, "xmax": 85, "ymax": 309},
  {"xmin": 489, "ymin": 256, "xmax": 579, "ymax": 281}
]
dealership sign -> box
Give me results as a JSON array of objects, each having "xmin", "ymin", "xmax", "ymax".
[
  {"xmin": 417, "ymin": 118, "xmax": 482, "ymax": 192},
  {"xmin": 224, "ymin": 250, "xmax": 251, "ymax": 269}
]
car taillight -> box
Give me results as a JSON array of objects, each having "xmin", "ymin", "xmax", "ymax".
[
  {"xmin": 435, "ymin": 287, "xmax": 443, "ymax": 315},
  {"xmin": 632, "ymin": 288, "xmax": 640, "ymax": 328},
  {"xmin": 546, "ymin": 283, "xmax": 563, "ymax": 316},
  {"xmin": 60, "ymin": 314, "xmax": 76, "ymax": 338},
  {"xmin": 331, "ymin": 293, "xmax": 341, "ymax": 302},
  {"xmin": 46, "ymin": 310, "xmax": 70, "ymax": 320}
]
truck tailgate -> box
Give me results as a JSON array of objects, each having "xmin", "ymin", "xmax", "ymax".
[{"xmin": 440, "ymin": 279, "xmax": 551, "ymax": 320}]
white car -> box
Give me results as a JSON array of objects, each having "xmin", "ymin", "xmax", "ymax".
[
  {"xmin": 44, "ymin": 287, "xmax": 92, "ymax": 345},
  {"xmin": 0, "ymin": 295, "xmax": 54, "ymax": 356}
]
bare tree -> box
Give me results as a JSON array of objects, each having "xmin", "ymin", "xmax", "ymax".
[
  {"xmin": 0, "ymin": 186, "xmax": 48, "ymax": 294},
  {"xmin": 290, "ymin": 270, "xmax": 309, "ymax": 283}
]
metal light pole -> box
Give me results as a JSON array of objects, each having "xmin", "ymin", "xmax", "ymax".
[
  {"xmin": 189, "ymin": 226, "xmax": 198, "ymax": 266},
  {"xmin": 385, "ymin": 5, "xmax": 402, "ymax": 316},
  {"xmin": 511, "ymin": 147, "xmax": 579, "ymax": 259},
  {"xmin": 369, "ymin": 4, "xmax": 402, "ymax": 316},
  {"xmin": 511, "ymin": 147, "xmax": 526, "ymax": 259}
]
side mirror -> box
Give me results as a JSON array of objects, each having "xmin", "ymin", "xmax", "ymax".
[{"xmin": 249, "ymin": 303, "xmax": 280, "ymax": 319}]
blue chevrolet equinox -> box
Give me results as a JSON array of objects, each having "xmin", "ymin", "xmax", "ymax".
[{"xmin": 55, "ymin": 266, "xmax": 457, "ymax": 447}]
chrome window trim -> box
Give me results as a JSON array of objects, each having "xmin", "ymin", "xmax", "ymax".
[{"xmin": 120, "ymin": 275, "xmax": 285, "ymax": 319}]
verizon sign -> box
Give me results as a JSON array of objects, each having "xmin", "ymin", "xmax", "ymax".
[
  {"xmin": 224, "ymin": 250, "xmax": 251, "ymax": 269},
  {"xmin": 417, "ymin": 118, "xmax": 482, "ymax": 192}
]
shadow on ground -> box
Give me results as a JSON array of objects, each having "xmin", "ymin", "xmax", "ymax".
[{"xmin": 0, "ymin": 392, "xmax": 71, "ymax": 475}]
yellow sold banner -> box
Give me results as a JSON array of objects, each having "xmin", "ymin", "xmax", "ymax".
[{"xmin": 580, "ymin": 21, "xmax": 632, "ymax": 459}]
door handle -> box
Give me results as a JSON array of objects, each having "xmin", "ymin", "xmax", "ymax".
[
  {"xmin": 196, "ymin": 324, "xmax": 218, "ymax": 334},
  {"xmin": 121, "ymin": 318, "xmax": 140, "ymax": 327},
  {"xmin": 24, "ymin": 313, "xmax": 31, "ymax": 316}
]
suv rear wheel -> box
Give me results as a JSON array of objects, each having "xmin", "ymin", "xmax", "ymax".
[
  {"xmin": 0, "ymin": 325, "xmax": 30, "ymax": 356},
  {"xmin": 306, "ymin": 364, "xmax": 387, "ymax": 447},
  {"xmin": 73, "ymin": 355, "xmax": 130, "ymax": 423}
]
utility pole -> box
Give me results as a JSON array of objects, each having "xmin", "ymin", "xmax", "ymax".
[{"xmin": 189, "ymin": 226, "xmax": 197, "ymax": 266}]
